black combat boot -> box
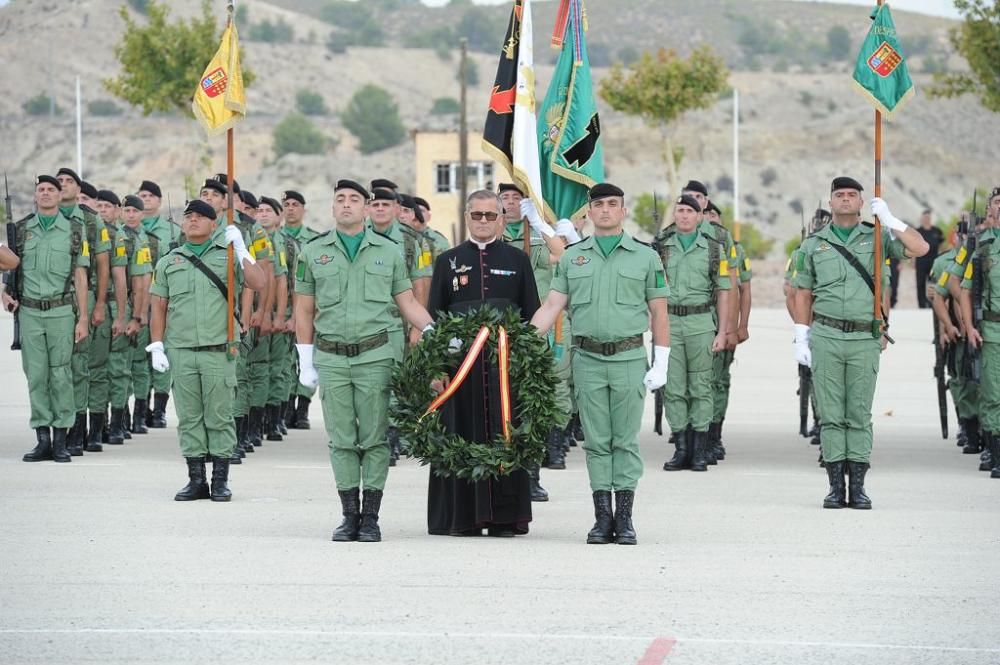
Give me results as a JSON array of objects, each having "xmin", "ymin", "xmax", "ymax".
[
  {"xmin": 132, "ymin": 399, "xmax": 149, "ymax": 434},
  {"xmin": 174, "ymin": 457, "xmax": 210, "ymax": 501},
  {"xmin": 293, "ymin": 396, "xmax": 311, "ymax": 429},
  {"xmin": 989, "ymin": 433, "xmax": 1000, "ymax": 479},
  {"xmin": 956, "ymin": 411, "xmax": 968, "ymax": 448},
  {"xmin": 122, "ymin": 403, "xmax": 132, "ymax": 439},
  {"xmin": 144, "ymin": 391, "xmax": 154, "ymax": 427},
  {"xmin": 248, "ymin": 406, "xmax": 264, "ymax": 447},
  {"xmin": 108, "ymin": 408, "xmax": 126, "ymax": 445},
  {"xmin": 283, "ymin": 396, "xmax": 296, "ymax": 432},
  {"xmin": 712, "ymin": 420, "xmax": 727, "ymax": 461},
  {"xmin": 51, "ymin": 428, "xmax": 71, "ymax": 463},
  {"xmin": 230, "ymin": 416, "xmax": 246, "ymax": 463},
  {"xmin": 23, "ymin": 428, "xmax": 53, "ymax": 462},
  {"xmin": 980, "ymin": 432, "xmax": 994, "ymax": 472},
  {"xmin": 332, "ymin": 488, "xmax": 361, "ymax": 541},
  {"xmin": 529, "ymin": 464, "xmax": 548, "ymax": 502},
  {"xmin": 85, "ymin": 412, "xmax": 104, "ymax": 452},
  {"xmin": 613, "ymin": 490, "xmax": 637, "ymax": 545},
  {"xmin": 689, "ymin": 430, "xmax": 709, "ymax": 472},
  {"xmin": 545, "ymin": 427, "xmax": 566, "ymax": 470},
  {"xmin": 571, "ymin": 412, "xmax": 584, "ymax": 442},
  {"xmin": 150, "ymin": 392, "xmax": 169, "ymax": 428},
  {"xmin": 823, "ymin": 460, "xmax": 847, "ymax": 508},
  {"xmin": 811, "ymin": 423, "xmax": 822, "ymax": 447},
  {"xmin": 586, "ymin": 491, "xmax": 614, "ymax": 544},
  {"xmin": 210, "ymin": 457, "xmax": 232, "ymax": 502},
  {"xmin": 101, "ymin": 407, "xmax": 110, "ymax": 443},
  {"xmin": 704, "ymin": 425, "xmax": 719, "ymax": 465},
  {"xmin": 265, "ymin": 404, "xmax": 283, "ymax": 441},
  {"xmin": 961, "ymin": 418, "xmax": 983, "ymax": 454},
  {"xmin": 357, "ymin": 489, "xmax": 384, "ymax": 543},
  {"xmin": 663, "ymin": 430, "xmax": 690, "ymax": 471},
  {"xmin": 846, "ymin": 461, "xmax": 872, "ymax": 509},
  {"xmin": 67, "ymin": 412, "xmax": 87, "ymax": 456},
  {"xmin": 387, "ymin": 426, "xmax": 400, "ymax": 467}
]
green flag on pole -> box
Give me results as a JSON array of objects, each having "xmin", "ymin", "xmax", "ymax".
[
  {"xmin": 538, "ymin": 0, "xmax": 604, "ymax": 224},
  {"xmin": 851, "ymin": 3, "xmax": 914, "ymax": 118}
]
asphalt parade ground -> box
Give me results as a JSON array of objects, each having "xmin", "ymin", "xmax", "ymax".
[{"xmin": 0, "ymin": 308, "xmax": 997, "ymax": 665}]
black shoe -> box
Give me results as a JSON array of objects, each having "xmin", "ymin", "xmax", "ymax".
[
  {"xmin": 67, "ymin": 412, "xmax": 87, "ymax": 456},
  {"xmin": 689, "ymin": 430, "xmax": 708, "ymax": 472},
  {"xmin": 84, "ymin": 412, "xmax": 104, "ymax": 452},
  {"xmin": 823, "ymin": 460, "xmax": 847, "ymax": 508},
  {"xmin": 544, "ymin": 427, "xmax": 566, "ymax": 469},
  {"xmin": 613, "ymin": 490, "xmax": 637, "ymax": 545},
  {"xmin": 293, "ymin": 396, "xmax": 311, "ymax": 430},
  {"xmin": 529, "ymin": 464, "xmax": 548, "ymax": 502},
  {"xmin": 210, "ymin": 457, "xmax": 232, "ymax": 502},
  {"xmin": 51, "ymin": 428, "xmax": 71, "ymax": 463},
  {"xmin": 387, "ymin": 426, "xmax": 400, "ymax": 467},
  {"xmin": 23, "ymin": 427, "xmax": 53, "ymax": 462},
  {"xmin": 175, "ymin": 458, "xmax": 211, "ymax": 500},
  {"xmin": 332, "ymin": 488, "xmax": 361, "ymax": 541},
  {"xmin": 586, "ymin": 491, "xmax": 614, "ymax": 544},
  {"xmin": 248, "ymin": 406, "xmax": 264, "ymax": 447},
  {"xmin": 961, "ymin": 418, "xmax": 983, "ymax": 454},
  {"xmin": 663, "ymin": 430, "xmax": 690, "ymax": 471},
  {"xmin": 265, "ymin": 404, "xmax": 283, "ymax": 441},
  {"xmin": 357, "ymin": 489, "xmax": 383, "ymax": 542},
  {"xmin": 571, "ymin": 413, "xmax": 584, "ymax": 442},
  {"xmin": 846, "ymin": 461, "xmax": 872, "ymax": 509},
  {"xmin": 132, "ymin": 399, "xmax": 149, "ymax": 434},
  {"xmin": 150, "ymin": 392, "xmax": 169, "ymax": 428},
  {"xmin": 487, "ymin": 527, "xmax": 516, "ymax": 537},
  {"xmin": 108, "ymin": 408, "xmax": 126, "ymax": 445}
]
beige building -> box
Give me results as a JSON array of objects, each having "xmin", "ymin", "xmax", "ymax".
[{"xmin": 413, "ymin": 130, "xmax": 500, "ymax": 246}]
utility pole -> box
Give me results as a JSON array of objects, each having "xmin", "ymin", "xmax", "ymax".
[{"xmin": 458, "ymin": 37, "xmax": 469, "ymax": 243}]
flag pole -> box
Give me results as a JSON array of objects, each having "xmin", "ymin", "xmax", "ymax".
[
  {"xmin": 872, "ymin": 0, "xmax": 884, "ymax": 333},
  {"xmin": 226, "ymin": 1, "xmax": 235, "ymax": 350}
]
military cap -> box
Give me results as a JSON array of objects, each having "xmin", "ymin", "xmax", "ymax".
[
  {"xmin": 239, "ymin": 189, "xmax": 259, "ymax": 210},
  {"xmin": 335, "ymin": 179, "xmax": 370, "ymax": 200},
  {"xmin": 371, "ymin": 188, "xmax": 397, "ymax": 202},
  {"xmin": 370, "ymin": 178, "xmax": 398, "ymax": 192},
  {"xmin": 831, "ymin": 176, "xmax": 864, "ymax": 193},
  {"xmin": 36, "ymin": 175, "xmax": 62, "ymax": 191},
  {"xmin": 497, "ymin": 183, "xmax": 524, "ymax": 196},
  {"xmin": 676, "ymin": 194, "xmax": 702, "ymax": 213},
  {"xmin": 589, "ymin": 183, "xmax": 625, "ymax": 201},
  {"xmin": 201, "ymin": 178, "xmax": 228, "ymax": 196},
  {"xmin": 682, "ymin": 180, "xmax": 708, "ymax": 196},
  {"xmin": 184, "ymin": 199, "xmax": 217, "ymax": 220},
  {"xmin": 283, "ymin": 190, "xmax": 305, "ymax": 205},
  {"xmin": 79, "ymin": 181, "xmax": 99, "ymax": 199},
  {"xmin": 122, "ymin": 195, "xmax": 145, "ymax": 211},
  {"xmin": 398, "ymin": 194, "xmax": 416, "ymax": 210},
  {"xmin": 97, "ymin": 190, "xmax": 121, "ymax": 207},
  {"xmin": 413, "ymin": 196, "xmax": 430, "ymax": 211},
  {"xmin": 260, "ymin": 196, "xmax": 282, "ymax": 216},
  {"xmin": 705, "ymin": 200, "xmax": 722, "ymax": 215},
  {"xmin": 56, "ymin": 167, "xmax": 83, "ymax": 187},
  {"xmin": 214, "ymin": 174, "xmax": 240, "ymax": 194},
  {"xmin": 139, "ymin": 180, "xmax": 162, "ymax": 198}
]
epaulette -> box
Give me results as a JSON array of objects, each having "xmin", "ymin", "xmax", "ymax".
[
  {"xmin": 370, "ymin": 229, "xmax": 399, "ymax": 244},
  {"xmin": 709, "ymin": 220, "xmax": 727, "ymax": 230},
  {"xmin": 861, "ymin": 221, "xmax": 875, "ymax": 228},
  {"xmin": 307, "ymin": 231, "xmax": 331, "ymax": 243},
  {"xmin": 564, "ymin": 236, "xmax": 588, "ymax": 248},
  {"xmin": 80, "ymin": 203, "xmax": 97, "ymax": 215},
  {"xmin": 981, "ymin": 235, "xmax": 996, "ymax": 246},
  {"xmin": 16, "ymin": 213, "xmax": 33, "ymax": 224},
  {"xmin": 634, "ymin": 239, "xmax": 653, "ymax": 249},
  {"xmin": 701, "ymin": 230, "xmax": 725, "ymax": 244}
]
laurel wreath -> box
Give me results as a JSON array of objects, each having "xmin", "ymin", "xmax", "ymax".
[{"xmin": 391, "ymin": 307, "xmax": 558, "ymax": 481}]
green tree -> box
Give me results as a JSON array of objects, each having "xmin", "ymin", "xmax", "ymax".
[
  {"xmin": 105, "ymin": 0, "xmax": 254, "ymax": 116},
  {"xmin": 127, "ymin": 0, "xmax": 150, "ymax": 14},
  {"xmin": 599, "ymin": 46, "xmax": 729, "ymax": 230},
  {"xmin": 630, "ymin": 193, "xmax": 668, "ymax": 236},
  {"xmin": 22, "ymin": 94, "xmax": 61, "ymax": 116},
  {"xmin": 927, "ymin": 1, "xmax": 1000, "ymax": 112},
  {"xmin": 341, "ymin": 85, "xmax": 406, "ymax": 154},
  {"xmin": 88, "ymin": 100, "xmax": 123, "ymax": 116},
  {"xmin": 826, "ymin": 25, "xmax": 852, "ymax": 60},
  {"xmin": 296, "ymin": 89, "xmax": 328, "ymax": 116},
  {"xmin": 248, "ymin": 18, "xmax": 294, "ymax": 43},
  {"xmin": 457, "ymin": 7, "xmax": 507, "ymax": 53},
  {"xmin": 273, "ymin": 113, "xmax": 329, "ymax": 158},
  {"xmin": 725, "ymin": 219, "xmax": 774, "ymax": 260},
  {"xmin": 784, "ymin": 236, "xmax": 801, "ymax": 258},
  {"xmin": 430, "ymin": 97, "xmax": 460, "ymax": 115}
]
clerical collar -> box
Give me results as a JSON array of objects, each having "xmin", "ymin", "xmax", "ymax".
[{"xmin": 470, "ymin": 237, "xmax": 497, "ymax": 250}]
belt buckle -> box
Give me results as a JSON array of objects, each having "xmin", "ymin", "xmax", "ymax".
[
  {"xmin": 344, "ymin": 343, "xmax": 360, "ymax": 358},
  {"xmin": 679, "ymin": 306, "xmax": 689, "ymax": 316},
  {"xmin": 39, "ymin": 300, "xmax": 51, "ymax": 311},
  {"xmin": 601, "ymin": 342, "xmax": 617, "ymax": 356}
]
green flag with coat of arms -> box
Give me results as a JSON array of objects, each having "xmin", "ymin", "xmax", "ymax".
[{"xmin": 851, "ymin": 3, "xmax": 914, "ymax": 118}]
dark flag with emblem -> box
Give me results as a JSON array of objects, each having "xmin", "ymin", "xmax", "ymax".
[{"xmin": 538, "ymin": 0, "xmax": 604, "ymax": 223}]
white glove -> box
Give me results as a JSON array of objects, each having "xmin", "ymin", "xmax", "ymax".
[
  {"xmin": 870, "ymin": 197, "xmax": 907, "ymax": 233},
  {"xmin": 145, "ymin": 341, "xmax": 170, "ymax": 373},
  {"xmin": 224, "ymin": 225, "xmax": 256, "ymax": 265},
  {"xmin": 643, "ymin": 345, "xmax": 669, "ymax": 391},
  {"xmin": 555, "ymin": 218, "xmax": 581, "ymax": 244},
  {"xmin": 296, "ymin": 343, "xmax": 319, "ymax": 389},
  {"xmin": 520, "ymin": 199, "xmax": 555, "ymax": 238},
  {"xmin": 447, "ymin": 337, "xmax": 463, "ymax": 354},
  {"xmin": 793, "ymin": 324, "xmax": 812, "ymax": 368}
]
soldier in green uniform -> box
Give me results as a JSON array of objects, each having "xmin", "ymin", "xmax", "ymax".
[
  {"xmin": 654, "ymin": 194, "xmax": 732, "ymax": 472},
  {"xmin": 3, "ymin": 176, "xmax": 91, "ymax": 463},
  {"xmin": 257, "ymin": 196, "xmax": 292, "ymax": 441},
  {"xmin": 792, "ymin": 177, "xmax": 929, "ymax": 509},
  {"xmin": 532, "ymin": 183, "xmax": 670, "ymax": 546},
  {"xmin": 137, "ymin": 180, "xmax": 180, "ymax": 431},
  {"xmin": 149, "ymin": 199, "xmax": 266, "ymax": 501},
  {"xmin": 414, "ymin": 197, "xmax": 451, "ymax": 254},
  {"xmin": 280, "ymin": 190, "xmax": 320, "ymax": 430},
  {"xmin": 295, "ymin": 179, "xmax": 434, "ymax": 542},
  {"xmin": 104, "ymin": 195, "xmax": 153, "ymax": 445}
]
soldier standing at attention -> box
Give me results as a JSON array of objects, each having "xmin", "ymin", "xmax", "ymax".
[
  {"xmin": 257, "ymin": 196, "xmax": 292, "ymax": 441},
  {"xmin": 531, "ymin": 183, "xmax": 669, "ymax": 545},
  {"xmin": 148, "ymin": 200, "xmax": 265, "ymax": 501},
  {"xmin": 792, "ymin": 177, "xmax": 928, "ymax": 509},
  {"xmin": 3, "ymin": 176, "xmax": 90, "ymax": 463},
  {"xmin": 413, "ymin": 196, "xmax": 451, "ymax": 253}
]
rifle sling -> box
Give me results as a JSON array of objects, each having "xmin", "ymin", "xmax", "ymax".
[
  {"xmin": 827, "ymin": 242, "xmax": 889, "ymax": 322},
  {"xmin": 183, "ymin": 254, "xmax": 229, "ymax": 304}
]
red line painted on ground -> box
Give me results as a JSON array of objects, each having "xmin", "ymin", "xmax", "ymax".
[{"xmin": 637, "ymin": 637, "xmax": 677, "ymax": 664}]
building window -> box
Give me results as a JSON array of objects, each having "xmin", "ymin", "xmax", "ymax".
[
  {"xmin": 436, "ymin": 164, "xmax": 451, "ymax": 194},
  {"xmin": 434, "ymin": 161, "xmax": 495, "ymax": 194}
]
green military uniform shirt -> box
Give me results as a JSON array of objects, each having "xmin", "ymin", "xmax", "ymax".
[
  {"xmin": 425, "ymin": 228, "xmax": 451, "ymax": 257},
  {"xmin": 141, "ymin": 214, "xmax": 181, "ymax": 267},
  {"xmin": 735, "ymin": 242, "xmax": 752, "ymax": 284},
  {"xmin": 269, "ymin": 228, "xmax": 288, "ymax": 279},
  {"xmin": 931, "ymin": 247, "xmax": 959, "ymax": 297},
  {"xmin": 119, "ymin": 224, "xmax": 154, "ymax": 286},
  {"xmin": 960, "ymin": 228, "xmax": 1000, "ymax": 343},
  {"xmin": 18, "ymin": 212, "xmax": 91, "ymax": 308},
  {"xmin": 63, "ymin": 204, "xmax": 111, "ymax": 290},
  {"xmin": 504, "ymin": 223, "xmax": 553, "ymax": 298},
  {"xmin": 660, "ymin": 229, "xmax": 732, "ymax": 336},
  {"xmin": 550, "ymin": 233, "xmax": 667, "ymax": 361},
  {"xmin": 367, "ymin": 219, "xmax": 433, "ymax": 281}
]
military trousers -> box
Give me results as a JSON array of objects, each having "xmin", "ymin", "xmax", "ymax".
[
  {"xmin": 315, "ymin": 352, "xmax": 393, "ymax": 492},
  {"xmin": 234, "ymin": 330, "xmax": 257, "ymax": 417},
  {"xmin": 71, "ymin": 293, "xmax": 96, "ymax": 413},
  {"xmin": 711, "ymin": 348, "xmax": 736, "ymax": 424},
  {"xmin": 268, "ymin": 332, "xmax": 293, "ymax": 405},
  {"xmin": 248, "ymin": 331, "xmax": 271, "ymax": 409},
  {"xmin": 107, "ymin": 302, "xmax": 135, "ymax": 409},
  {"xmin": 810, "ymin": 334, "xmax": 881, "ymax": 464},
  {"xmin": 948, "ymin": 342, "xmax": 979, "ymax": 420},
  {"xmin": 20, "ymin": 307, "xmax": 76, "ymax": 429},
  {"xmin": 665, "ymin": 328, "xmax": 715, "ymax": 434},
  {"xmin": 166, "ymin": 348, "xmax": 237, "ymax": 458},
  {"xmin": 979, "ymin": 341, "xmax": 1000, "ymax": 433},
  {"xmin": 573, "ymin": 352, "xmax": 646, "ymax": 492},
  {"xmin": 87, "ymin": 302, "xmax": 113, "ymax": 412},
  {"xmin": 131, "ymin": 326, "xmax": 152, "ymax": 398},
  {"xmin": 551, "ymin": 312, "xmax": 573, "ymax": 429}
]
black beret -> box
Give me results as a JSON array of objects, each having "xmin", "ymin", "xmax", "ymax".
[
  {"xmin": 79, "ymin": 181, "xmax": 99, "ymax": 199},
  {"xmin": 398, "ymin": 194, "xmax": 416, "ymax": 210},
  {"xmin": 412, "ymin": 205, "xmax": 425, "ymax": 224},
  {"xmin": 239, "ymin": 189, "xmax": 259, "ymax": 210},
  {"xmin": 283, "ymin": 190, "xmax": 305, "ymax": 205},
  {"xmin": 676, "ymin": 194, "xmax": 702, "ymax": 213},
  {"xmin": 56, "ymin": 167, "xmax": 82, "ymax": 187},
  {"xmin": 184, "ymin": 199, "xmax": 217, "ymax": 220},
  {"xmin": 201, "ymin": 178, "xmax": 227, "ymax": 196},
  {"xmin": 97, "ymin": 190, "xmax": 121, "ymax": 207},
  {"xmin": 413, "ymin": 196, "xmax": 430, "ymax": 211},
  {"xmin": 260, "ymin": 196, "xmax": 282, "ymax": 216},
  {"xmin": 831, "ymin": 176, "xmax": 864, "ymax": 193},
  {"xmin": 705, "ymin": 200, "xmax": 721, "ymax": 215},
  {"xmin": 335, "ymin": 179, "xmax": 370, "ymax": 200},
  {"xmin": 122, "ymin": 195, "xmax": 145, "ymax": 211},
  {"xmin": 589, "ymin": 183, "xmax": 625, "ymax": 201},
  {"xmin": 371, "ymin": 187, "xmax": 397, "ymax": 202},
  {"xmin": 370, "ymin": 178, "xmax": 398, "ymax": 192},
  {"xmin": 139, "ymin": 180, "xmax": 162, "ymax": 198},
  {"xmin": 497, "ymin": 183, "xmax": 525, "ymax": 196},
  {"xmin": 214, "ymin": 174, "xmax": 240, "ymax": 194},
  {"xmin": 36, "ymin": 175, "xmax": 62, "ymax": 191},
  {"xmin": 682, "ymin": 180, "xmax": 708, "ymax": 196}
]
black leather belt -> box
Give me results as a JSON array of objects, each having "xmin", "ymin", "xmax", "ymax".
[
  {"xmin": 983, "ymin": 311, "xmax": 1000, "ymax": 323},
  {"xmin": 19, "ymin": 294, "xmax": 75, "ymax": 311},
  {"xmin": 814, "ymin": 314, "xmax": 872, "ymax": 334},
  {"xmin": 316, "ymin": 331, "xmax": 389, "ymax": 358},
  {"xmin": 668, "ymin": 303, "xmax": 713, "ymax": 316},
  {"xmin": 189, "ymin": 344, "xmax": 227, "ymax": 352},
  {"xmin": 573, "ymin": 334, "xmax": 643, "ymax": 356}
]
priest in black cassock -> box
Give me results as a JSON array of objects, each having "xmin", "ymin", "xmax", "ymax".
[{"xmin": 426, "ymin": 189, "xmax": 541, "ymax": 537}]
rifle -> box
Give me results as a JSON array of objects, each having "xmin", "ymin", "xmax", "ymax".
[
  {"xmin": 932, "ymin": 311, "xmax": 948, "ymax": 439},
  {"xmin": 966, "ymin": 194, "xmax": 983, "ymax": 384},
  {"xmin": 651, "ymin": 191, "xmax": 664, "ymax": 436},
  {"xmin": 798, "ymin": 364, "xmax": 811, "ymax": 437},
  {"xmin": 3, "ymin": 172, "xmax": 20, "ymax": 351}
]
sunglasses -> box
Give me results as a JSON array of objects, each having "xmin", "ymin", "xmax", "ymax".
[{"xmin": 469, "ymin": 211, "xmax": 499, "ymax": 221}]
